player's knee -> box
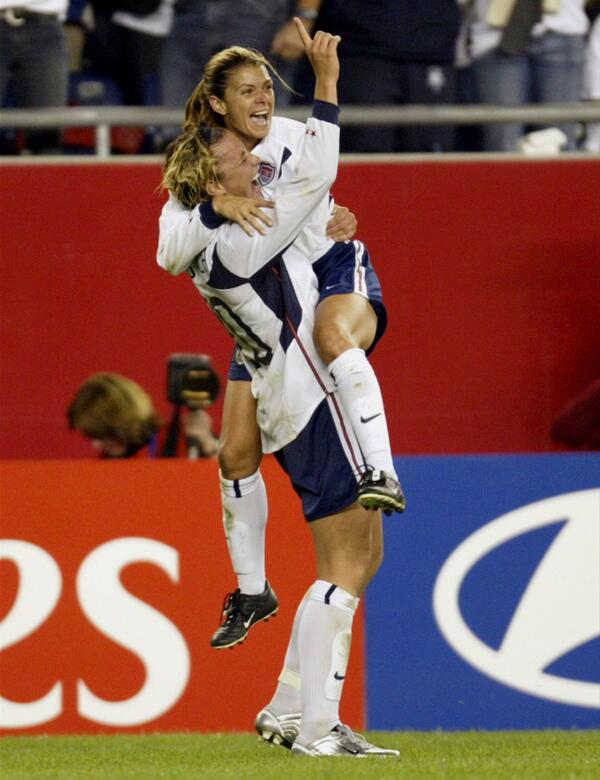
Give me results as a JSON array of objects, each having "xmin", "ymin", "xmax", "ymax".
[
  {"xmin": 353, "ymin": 527, "xmax": 383, "ymax": 591},
  {"xmin": 218, "ymin": 437, "xmax": 261, "ymax": 480},
  {"xmin": 366, "ymin": 544, "xmax": 384, "ymax": 584},
  {"xmin": 314, "ymin": 317, "xmax": 354, "ymax": 365},
  {"xmin": 348, "ymin": 542, "xmax": 376, "ymax": 584}
]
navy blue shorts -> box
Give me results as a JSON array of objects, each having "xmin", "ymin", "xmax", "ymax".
[
  {"xmin": 228, "ymin": 348, "xmax": 251, "ymax": 381},
  {"xmin": 274, "ymin": 396, "xmax": 365, "ymax": 522}
]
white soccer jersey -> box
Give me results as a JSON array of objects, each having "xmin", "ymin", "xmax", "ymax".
[
  {"xmin": 156, "ymin": 115, "xmax": 335, "ymax": 276},
  {"xmin": 188, "ymin": 105, "xmax": 340, "ymax": 453}
]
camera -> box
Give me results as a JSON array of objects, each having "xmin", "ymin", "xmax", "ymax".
[{"xmin": 166, "ymin": 353, "xmax": 220, "ymax": 409}]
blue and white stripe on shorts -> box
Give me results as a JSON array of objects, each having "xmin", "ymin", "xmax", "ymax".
[{"xmin": 312, "ymin": 240, "xmax": 387, "ymax": 355}]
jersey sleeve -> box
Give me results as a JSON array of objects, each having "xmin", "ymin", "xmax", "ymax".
[
  {"xmin": 156, "ymin": 193, "xmax": 225, "ymax": 276},
  {"xmin": 217, "ymin": 101, "xmax": 340, "ymax": 278}
]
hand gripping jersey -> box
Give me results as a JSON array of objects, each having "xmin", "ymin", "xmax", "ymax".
[
  {"xmin": 156, "ymin": 115, "xmax": 336, "ymax": 276},
  {"xmin": 187, "ymin": 102, "xmax": 340, "ymax": 453}
]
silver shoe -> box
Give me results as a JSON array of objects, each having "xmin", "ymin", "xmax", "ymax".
[
  {"xmin": 291, "ymin": 724, "xmax": 367, "ymax": 757},
  {"xmin": 292, "ymin": 723, "xmax": 399, "ymax": 757},
  {"xmin": 255, "ymin": 708, "xmax": 301, "ymax": 749},
  {"xmin": 351, "ymin": 728, "xmax": 400, "ymax": 756}
]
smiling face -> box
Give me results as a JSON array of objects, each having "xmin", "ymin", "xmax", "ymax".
[
  {"xmin": 210, "ymin": 64, "xmax": 275, "ymax": 150},
  {"xmin": 209, "ymin": 130, "xmax": 262, "ymax": 199}
]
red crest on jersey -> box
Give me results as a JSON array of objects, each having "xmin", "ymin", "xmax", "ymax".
[{"xmin": 258, "ymin": 162, "xmax": 276, "ymax": 186}]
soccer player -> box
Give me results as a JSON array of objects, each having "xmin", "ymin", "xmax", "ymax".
[
  {"xmin": 157, "ymin": 39, "xmax": 405, "ymax": 652},
  {"xmin": 161, "ymin": 20, "xmax": 399, "ymax": 757}
]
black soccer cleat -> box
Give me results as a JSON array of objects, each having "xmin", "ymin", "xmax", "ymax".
[
  {"xmin": 357, "ymin": 469, "xmax": 406, "ymax": 515},
  {"xmin": 210, "ymin": 581, "xmax": 278, "ymax": 649}
]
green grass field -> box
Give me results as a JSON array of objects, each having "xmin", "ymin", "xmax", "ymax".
[{"xmin": 1, "ymin": 730, "xmax": 599, "ymax": 780}]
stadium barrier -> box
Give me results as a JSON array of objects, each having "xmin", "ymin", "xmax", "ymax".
[{"xmin": 1, "ymin": 103, "xmax": 600, "ymax": 156}]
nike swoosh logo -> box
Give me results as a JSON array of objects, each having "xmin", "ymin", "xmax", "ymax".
[
  {"xmin": 243, "ymin": 611, "xmax": 256, "ymax": 629},
  {"xmin": 360, "ymin": 413, "xmax": 382, "ymax": 424},
  {"xmin": 334, "ymin": 672, "xmax": 345, "ymax": 680},
  {"xmin": 325, "ymin": 284, "xmax": 341, "ymax": 290}
]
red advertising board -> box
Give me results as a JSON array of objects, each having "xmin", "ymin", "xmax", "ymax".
[
  {"xmin": 0, "ymin": 457, "xmax": 365, "ymax": 734},
  {"xmin": 2, "ymin": 159, "xmax": 600, "ymax": 459}
]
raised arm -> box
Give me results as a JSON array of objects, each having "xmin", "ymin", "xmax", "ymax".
[{"xmin": 297, "ymin": 17, "xmax": 339, "ymax": 105}]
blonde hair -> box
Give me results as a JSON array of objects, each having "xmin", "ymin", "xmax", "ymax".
[
  {"xmin": 184, "ymin": 46, "xmax": 277, "ymax": 131},
  {"xmin": 162, "ymin": 126, "xmax": 226, "ymax": 209},
  {"xmin": 67, "ymin": 373, "xmax": 161, "ymax": 449}
]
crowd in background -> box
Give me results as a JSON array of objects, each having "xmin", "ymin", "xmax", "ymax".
[{"xmin": 1, "ymin": 0, "xmax": 599, "ymax": 154}]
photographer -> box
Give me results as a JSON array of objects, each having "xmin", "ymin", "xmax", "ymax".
[{"xmin": 67, "ymin": 367, "xmax": 218, "ymax": 459}]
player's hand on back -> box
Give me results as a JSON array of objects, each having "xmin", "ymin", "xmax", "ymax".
[
  {"xmin": 213, "ymin": 193, "xmax": 275, "ymax": 237},
  {"xmin": 326, "ymin": 205, "xmax": 357, "ymax": 242}
]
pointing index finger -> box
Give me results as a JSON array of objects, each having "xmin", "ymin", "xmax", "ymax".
[{"xmin": 293, "ymin": 16, "xmax": 313, "ymax": 50}]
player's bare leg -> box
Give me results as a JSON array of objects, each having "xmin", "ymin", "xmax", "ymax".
[
  {"xmin": 211, "ymin": 379, "xmax": 278, "ymax": 649},
  {"xmin": 309, "ymin": 500, "xmax": 378, "ymax": 595},
  {"xmin": 314, "ymin": 294, "xmax": 406, "ymax": 514},
  {"xmin": 363, "ymin": 507, "xmax": 384, "ymax": 591},
  {"xmin": 219, "ymin": 377, "xmax": 262, "ymax": 480}
]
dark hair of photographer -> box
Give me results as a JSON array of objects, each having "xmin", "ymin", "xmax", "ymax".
[{"xmin": 67, "ymin": 372, "xmax": 217, "ymax": 458}]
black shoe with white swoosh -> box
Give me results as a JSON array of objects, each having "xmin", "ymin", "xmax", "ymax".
[
  {"xmin": 210, "ymin": 581, "xmax": 278, "ymax": 649},
  {"xmin": 357, "ymin": 469, "xmax": 406, "ymax": 515}
]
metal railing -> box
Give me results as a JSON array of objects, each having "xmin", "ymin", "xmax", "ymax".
[{"xmin": 1, "ymin": 102, "xmax": 599, "ymax": 157}]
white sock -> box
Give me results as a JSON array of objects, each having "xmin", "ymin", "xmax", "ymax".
[
  {"xmin": 266, "ymin": 589, "xmax": 311, "ymax": 716},
  {"xmin": 296, "ymin": 580, "xmax": 358, "ymax": 745},
  {"xmin": 219, "ymin": 469, "xmax": 267, "ymax": 595},
  {"xmin": 328, "ymin": 347, "xmax": 397, "ymax": 476}
]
